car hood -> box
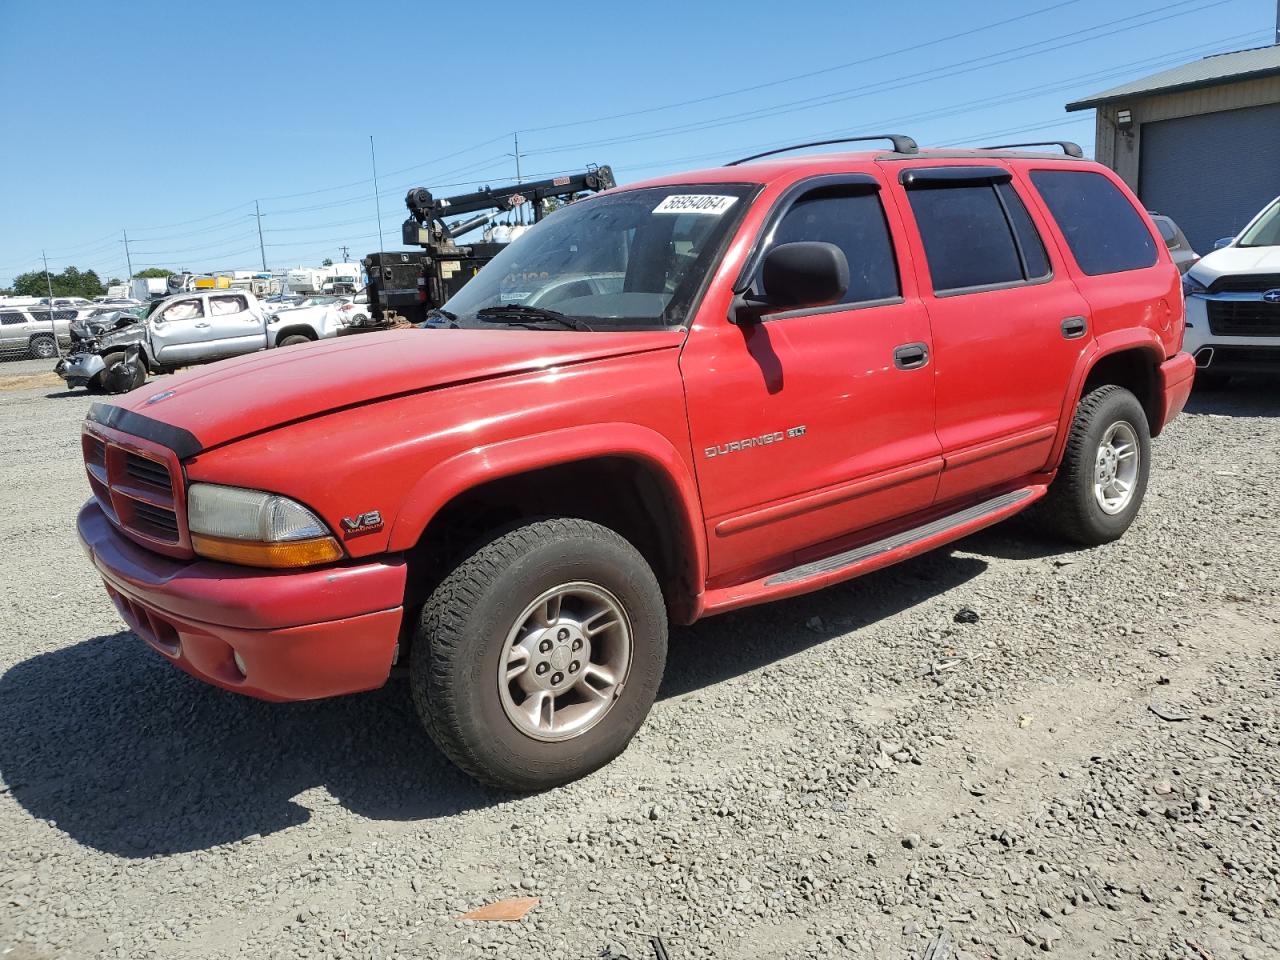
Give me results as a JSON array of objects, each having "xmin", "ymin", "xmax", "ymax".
[
  {"xmin": 1188, "ymin": 244, "xmax": 1280, "ymax": 282},
  {"xmin": 91, "ymin": 327, "xmax": 685, "ymax": 454}
]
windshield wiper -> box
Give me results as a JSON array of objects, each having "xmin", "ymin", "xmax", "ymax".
[{"xmin": 475, "ymin": 305, "xmax": 593, "ymax": 332}]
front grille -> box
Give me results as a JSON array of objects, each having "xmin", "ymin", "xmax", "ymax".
[
  {"xmin": 1206, "ymin": 300, "xmax": 1280, "ymax": 338},
  {"xmin": 129, "ymin": 500, "xmax": 180, "ymax": 539},
  {"xmin": 1206, "ymin": 274, "xmax": 1280, "ymax": 294},
  {"xmin": 82, "ymin": 429, "xmax": 186, "ymax": 550},
  {"xmin": 124, "ymin": 452, "xmax": 173, "ymax": 494}
]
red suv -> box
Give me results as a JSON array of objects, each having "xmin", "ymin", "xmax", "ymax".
[{"xmin": 76, "ymin": 136, "xmax": 1195, "ymax": 789}]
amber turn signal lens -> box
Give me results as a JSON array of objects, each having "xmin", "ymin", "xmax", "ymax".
[{"xmin": 191, "ymin": 533, "xmax": 343, "ymax": 569}]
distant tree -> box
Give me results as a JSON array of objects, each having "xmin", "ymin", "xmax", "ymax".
[
  {"xmin": 321, "ymin": 258, "xmax": 333, "ymax": 267},
  {"xmin": 107, "ymin": 277, "xmax": 123, "ymax": 286},
  {"xmin": 133, "ymin": 267, "xmax": 173, "ymax": 279},
  {"xmin": 11, "ymin": 267, "xmax": 105, "ymax": 298}
]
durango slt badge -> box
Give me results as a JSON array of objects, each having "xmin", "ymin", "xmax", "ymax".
[{"xmin": 705, "ymin": 425, "xmax": 806, "ymax": 458}]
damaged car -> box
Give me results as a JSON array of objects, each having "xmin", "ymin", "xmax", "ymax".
[{"xmin": 55, "ymin": 289, "xmax": 344, "ymax": 393}]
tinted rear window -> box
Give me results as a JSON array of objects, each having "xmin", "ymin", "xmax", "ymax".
[
  {"xmin": 908, "ymin": 184, "xmax": 1024, "ymax": 291},
  {"xmin": 1030, "ymin": 170, "xmax": 1157, "ymax": 276}
]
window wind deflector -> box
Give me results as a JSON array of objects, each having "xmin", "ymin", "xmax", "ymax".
[{"xmin": 900, "ymin": 166, "xmax": 1012, "ymax": 188}]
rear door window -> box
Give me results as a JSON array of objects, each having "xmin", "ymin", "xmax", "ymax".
[
  {"xmin": 765, "ymin": 186, "xmax": 901, "ymax": 306},
  {"xmin": 907, "ymin": 184, "xmax": 1024, "ymax": 292},
  {"xmin": 209, "ymin": 295, "xmax": 248, "ymax": 315},
  {"xmin": 1029, "ymin": 170, "xmax": 1157, "ymax": 275}
]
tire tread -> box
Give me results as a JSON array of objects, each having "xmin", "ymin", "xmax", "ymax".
[{"xmin": 413, "ymin": 517, "xmax": 657, "ymax": 790}]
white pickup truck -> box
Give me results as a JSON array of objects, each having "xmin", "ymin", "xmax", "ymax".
[{"xmin": 55, "ymin": 290, "xmax": 348, "ymax": 393}]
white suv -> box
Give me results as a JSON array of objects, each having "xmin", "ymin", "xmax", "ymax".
[{"xmin": 1182, "ymin": 195, "xmax": 1280, "ymax": 387}]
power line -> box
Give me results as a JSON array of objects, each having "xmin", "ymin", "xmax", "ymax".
[
  {"xmin": 522, "ymin": 0, "xmax": 1088, "ymax": 135},
  {"xmin": 521, "ymin": 0, "xmax": 1233, "ymax": 157}
]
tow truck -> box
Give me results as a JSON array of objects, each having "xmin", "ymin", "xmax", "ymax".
[{"xmin": 357, "ymin": 165, "xmax": 615, "ymax": 331}]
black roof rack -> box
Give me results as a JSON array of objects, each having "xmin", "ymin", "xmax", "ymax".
[
  {"xmin": 726, "ymin": 135, "xmax": 918, "ymax": 166},
  {"xmin": 978, "ymin": 140, "xmax": 1084, "ymax": 158}
]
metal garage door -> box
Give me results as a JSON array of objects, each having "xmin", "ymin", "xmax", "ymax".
[{"xmin": 1138, "ymin": 101, "xmax": 1280, "ymax": 255}]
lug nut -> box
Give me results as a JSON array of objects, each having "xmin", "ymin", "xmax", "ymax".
[
  {"xmin": 571, "ymin": 638, "xmax": 582, "ymax": 651},
  {"xmin": 539, "ymin": 638, "xmax": 553, "ymax": 653},
  {"xmin": 551, "ymin": 672, "xmax": 564, "ymax": 685},
  {"xmin": 569, "ymin": 661, "xmax": 580, "ymax": 673},
  {"xmin": 557, "ymin": 628, "xmax": 570, "ymax": 641},
  {"xmin": 536, "ymin": 662, "xmax": 550, "ymax": 675}
]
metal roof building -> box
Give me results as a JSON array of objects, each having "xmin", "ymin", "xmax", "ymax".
[{"xmin": 1067, "ymin": 45, "xmax": 1280, "ymax": 253}]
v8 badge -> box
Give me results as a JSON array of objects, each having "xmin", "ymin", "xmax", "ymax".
[{"xmin": 341, "ymin": 510, "xmax": 384, "ymax": 535}]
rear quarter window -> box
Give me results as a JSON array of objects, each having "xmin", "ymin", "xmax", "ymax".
[{"xmin": 1030, "ymin": 170, "xmax": 1157, "ymax": 276}]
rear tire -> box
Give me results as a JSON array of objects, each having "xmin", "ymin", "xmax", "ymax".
[
  {"xmin": 1040, "ymin": 384, "xmax": 1151, "ymax": 546},
  {"xmin": 28, "ymin": 335, "xmax": 57, "ymax": 360},
  {"xmin": 411, "ymin": 518, "xmax": 668, "ymax": 791},
  {"xmin": 277, "ymin": 334, "xmax": 312, "ymax": 347}
]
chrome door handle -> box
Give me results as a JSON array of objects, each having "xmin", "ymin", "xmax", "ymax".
[{"xmin": 194, "ymin": 322, "xmax": 210, "ymax": 328}]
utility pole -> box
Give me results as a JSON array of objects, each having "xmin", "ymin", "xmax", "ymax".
[
  {"xmin": 1275, "ymin": 0, "xmax": 1279, "ymax": 45},
  {"xmin": 370, "ymin": 135, "xmax": 385, "ymax": 254},
  {"xmin": 254, "ymin": 200, "xmax": 267, "ymax": 272},
  {"xmin": 40, "ymin": 250, "xmax": 61, "ymax": 358},
  {"xmin": 339, "ymin": 245, "xmax": 349, "ymax": 262},
  {"xmin": 122, "ymin": 229, "xmax": 134, "ymax": 279},
  {"xmin": 512, "ymin": 132, "xmax": 525, "ymax": 224}
]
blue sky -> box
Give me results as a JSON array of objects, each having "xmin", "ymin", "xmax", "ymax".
[{"xmin": 0, "ymin": 0, "xmax": 1274, "ymax": 286}]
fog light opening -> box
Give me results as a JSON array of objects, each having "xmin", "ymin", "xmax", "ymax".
[{"xmin": 233, "ymin": 651, "xmax": 248, "ymax": 678}]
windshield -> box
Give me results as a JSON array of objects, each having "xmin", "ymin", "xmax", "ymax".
[
  {"xmin": 1238, "ymin": 198, "xmax": 1280, "ymax": 248},
  {"xmin": 440, "ymin": 184, "xmax": 754, "ymax": 330}
]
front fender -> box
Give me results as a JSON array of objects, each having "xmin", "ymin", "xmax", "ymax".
[{"xmin": 386, "ymin": 421, "xmax": 708, "ymax": 599}]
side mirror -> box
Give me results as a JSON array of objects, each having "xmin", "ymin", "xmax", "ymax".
[
  {"xmin": 732, "ymin": 241, "xmax": 850, "ymax": 324},
  {"xmin": 1213, "ymin": 237, "xmax": 1234, "ymax": 250}
]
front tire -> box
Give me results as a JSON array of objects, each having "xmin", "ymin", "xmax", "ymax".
[
  {"xmin": 1040, "ymin": 384, "xmax": 1151, "ymax": 546},
  {"xmin": 411, "ymin": 518, "xmax": 668, "ymax": 791}
]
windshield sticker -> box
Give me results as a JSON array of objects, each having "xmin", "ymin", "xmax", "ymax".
[{"xmin": 653, "ymin": 194, "xmax": 738, "ymax": 215}]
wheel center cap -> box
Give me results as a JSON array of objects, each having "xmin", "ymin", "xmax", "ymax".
[{"xmin": 550, "ymin": 646, "xmax": 571, "ymax": 670}]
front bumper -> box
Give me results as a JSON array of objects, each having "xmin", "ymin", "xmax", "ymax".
[
  {"xmin": 1157, "ymin": 351, "xmax": 1196, "ymax": 431},
  {"xmin": 1184, "ymin": 295, "xmax": 1280, "ymax": 374},
  {"xmin": 55, "ymin": 352, "xmax": 106, "ymax": 385},
  {"xmin": 77, "ymin": 500, "xmax": 406, "ymax": 701}
]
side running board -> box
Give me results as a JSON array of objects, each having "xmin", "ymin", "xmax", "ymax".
[{"xmin": 764, "ymin": 488, "xmax": 1036, "ymax": 587}]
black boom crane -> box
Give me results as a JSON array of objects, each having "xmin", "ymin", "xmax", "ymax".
[{"xmin": 359, "ymin": 164, "xmax": 615, "ymax": 330}]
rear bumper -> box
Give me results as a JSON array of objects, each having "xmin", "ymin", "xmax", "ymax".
[
  {"xmin": 77, "ymin": 500, "xmax": 406, "ymax": 702},
  {"xmin": 1156, "ymin": 351, "xmax": 1196, "ymax": 432}
]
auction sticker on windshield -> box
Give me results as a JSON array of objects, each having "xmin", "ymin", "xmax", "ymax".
[{"xmin": 653, "ymin": 195, "xmax": 738, "ymax": 215}]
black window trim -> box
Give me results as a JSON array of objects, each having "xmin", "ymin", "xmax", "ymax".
[{"xmin": 905, "ymin": 173, "xmax": 1056, "ymax": 297}]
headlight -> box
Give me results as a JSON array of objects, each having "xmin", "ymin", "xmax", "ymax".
[
  {"xmin": 1181, "ymin": 273, "xmax": 1207, "ymax": 296},
  {"xmin": 187, "ymin": 483, "xmax": 343, "ymax": 568}
]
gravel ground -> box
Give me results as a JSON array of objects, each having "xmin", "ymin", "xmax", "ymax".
[{"xmin": 1, "ymin": 363, "xmax": 1277, "ymax": 960}]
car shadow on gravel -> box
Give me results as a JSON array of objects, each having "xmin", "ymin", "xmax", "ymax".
[
  {"xmin": 0, "ymin": 631, "xmax": 497, "ymax": 858},
  {"xmin": 2, "ymin": 551, "xmax": 987, "ymax": 859},
  {"xmin": 661, "ymin": 549, "xmax": 988, "ymax": 699},
  {"xmin": 1184, "ymin": 376, "xmax": 1280, "ymax": 418}
]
